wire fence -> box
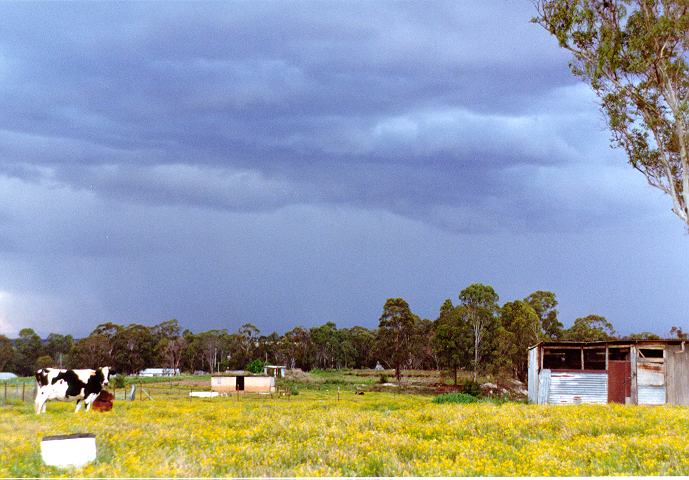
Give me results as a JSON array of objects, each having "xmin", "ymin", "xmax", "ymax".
[
  {"xmin": 1, "ymin": 378, "xmax": 287, "ymax": 407},
  {"xmin": 0, "ymin": 382, "xmax": 37, "ymax": 405}
]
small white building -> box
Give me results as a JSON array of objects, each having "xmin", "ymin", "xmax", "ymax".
[
  {"xmin": 211, "ymin": 375, "xmax": 275, "ymax": 393},
  {"xmin": 0, "ymin": 372, "xmax": 17, "ymax": 380},
  {"xmin": 138, "ymin": 368, "xmax": 180, "ymax": 377}
]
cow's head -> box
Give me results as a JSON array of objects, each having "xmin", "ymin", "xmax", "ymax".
[{"xmin": 98, "ymin": 366, "xmax": 112, "ymax": 385}]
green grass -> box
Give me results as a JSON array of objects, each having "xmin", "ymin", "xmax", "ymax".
[{"xmin": 432, "ymin": 392, "xmax": 478, "ymax": 404}]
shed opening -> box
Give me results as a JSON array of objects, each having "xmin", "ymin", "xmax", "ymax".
[
  {"xmin": 639, "ymin": 348, "xmax": 664, "ymax": 359},
  {"xmin": 583, "ymin": 348, "xmax": 606, "ymax": 370},
  {"xmin": 542, "ymin": 348, "xmax": 582, "ymax": 370},
  {"xmin": 608, "ymin": 347, "xmax": 629, "ymax": 361}
]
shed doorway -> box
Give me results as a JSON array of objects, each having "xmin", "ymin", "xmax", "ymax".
[
  {"xmin": 608, "ymin": 360, "xmax": 631, "ymax": 404},
  {"xmin": 236, "ymin": 376, "xmax": 245, "ymax": 391}
]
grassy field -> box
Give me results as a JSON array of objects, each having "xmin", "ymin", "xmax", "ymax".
[{"xmin": 2, "ymin": 387, "xmax": 689, "ymax": 477}]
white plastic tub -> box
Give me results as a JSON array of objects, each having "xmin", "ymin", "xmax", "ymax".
[
  {"xmin": 41, "ymin": 433, "xmax": 96, "ymax": 468},
  {"xmin": 189, "ymin": 391, "xmax": 220, "ymax": 398}
]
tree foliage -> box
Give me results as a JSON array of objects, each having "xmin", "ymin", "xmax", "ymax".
[
  {"xmin": 524, "ymin": 290, "xmax": 563, "ymax": 339},
  {"xmin": 565, "ymin": 314, "xmax": 617, "ymax": 341},
  {"xmin": 459, "ymin": 284, "xmax": 499, "ymax": 380},
  {"xmin": 433, "ymin": 299, "xmax": 472, "ymax": 384},
  {"xmin": 534, "ymin": 0, "xmax": 689, "ymax": 228},
  {"xmin": 377, "ymin": 298, "xmax": 416, "ymax": 383},
  {"xmin": 0, "ymin": 335, "xmax": 13, "ymax": 372},
  {"xmin": 497, "ymin": 301, "xmax": 540, "ymax": 380}
]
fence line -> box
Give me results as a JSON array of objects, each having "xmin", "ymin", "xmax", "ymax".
[{"xmin": 0, "ymin": 381, "xmax": 36, "ymax": 406}]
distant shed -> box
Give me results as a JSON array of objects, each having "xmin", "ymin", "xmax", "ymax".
[
  {"xmin": 211, "ymin": 375, "xmax": 275, "ymax": 393},
  {"xmin": 528, "ymin": 340, "xmax": 689, "ymax": 405},
  {"xmin": 138, "ymin": 368, "xmax": 180, "ymax": 377}
]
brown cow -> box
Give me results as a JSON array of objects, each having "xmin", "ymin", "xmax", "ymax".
[{"xmin": 91, "ymin": 390, "xmax": 114, "ymax": 412}]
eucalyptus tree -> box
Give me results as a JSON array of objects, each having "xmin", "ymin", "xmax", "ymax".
[
  {"xmin": 377, "ymin": 298, "xmax": 416, "ymax": 383},
  {"xmin": 534, "ymin": 0, "xmax": 689, "ymax": 228},
  {"xmin": 524, "ymin": 290, "xmax": 563, "ymax": 339},
  {"xmin": 459, "ymin": 284, "xmax": 499, "ymax": 381},
  {"xmin": 565, "ymin": 314, "xmax": 617, "ymax": 341},
  {"xmin": 0, "ymin": 335, "xmax": 13, "ymax": 372},
  {"xmin": 498, "ymin": 301, "xmax": 540, "ymax": 381},
  {"xmin": 433, "ymin": 299, "xmax": 472, "ymax": 384}
]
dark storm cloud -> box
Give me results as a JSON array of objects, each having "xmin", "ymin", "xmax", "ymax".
[
  {"xmin": 0, "ymin": 0, "xmax": 593, "ymax": 233},
  {"xmin": 1, "ymin": 1, "xmax": 686, "ymax": 339}
]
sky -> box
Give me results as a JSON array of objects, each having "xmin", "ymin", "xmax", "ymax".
[{"xmin": 0, "ymin": 1, "xmax": 687, "ymax": 338}]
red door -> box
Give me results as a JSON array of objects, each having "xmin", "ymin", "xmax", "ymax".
[{"xmin": 608, "ymin": 360, "xmax": 631, "ymax": 403}]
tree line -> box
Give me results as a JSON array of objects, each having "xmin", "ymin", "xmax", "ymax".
[{"xmin": 0, "ymin": 284, "xmax": 680, "ymax": 381}]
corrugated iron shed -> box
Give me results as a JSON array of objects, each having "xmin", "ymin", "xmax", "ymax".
[{"xmin": 528, "ymin": 339, "xmax": 689, "ymax": 406}]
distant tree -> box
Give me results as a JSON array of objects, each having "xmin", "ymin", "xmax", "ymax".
[
  {"xmin": 88, "ymin": 322, "xmax": 121, "ymax": 361},
  {"xmin": 235, "ymin": 323, "xmax": 260, "ymax": 367},
  {"xmin": 0, "ymin": 335, "xmax": 13, "ymax": 372},
  {"xmin": 14, "ymin": 328, "xmax": 43, "ymax": 376},
  {"xmin": 524, "ymin": 290, "xmax": 563, "ymax": 339},
  {"xmin": 333, "ymin": 328, "xmax": 357, "ymax": 369},
  {"xmin": 45, "ymin": 333, "xmax": 73, "ymax": 368},
  {"xmin": 497, "ymin": 301, "xmax": 540, "ymax": 380},
  {"xmin": 534, "ymin": 0, "xmax": 689, "ymax": 229},
  {"xmin": 197, "ymin": 330, "xmax": 229, "ymax": 374},
  {"xmin": 70, "ymin": 335, "xmax": 112, "ymax": 368},
  {"xmin": 624, "ymin": 332, "xmax": 662, "ymax": 340},
  {"xmin": 153, "ymin": 319, "xmax": 184, "ymax": 374},
  {"xmin": 347, "ymin": 326, "xmax": 376, "ymax": 369},
  {"xmin": 377, "ymin": 298, "xmax": 416, "ymax": 383},
  {"xmin": 409, "ymin": 317, "xmax": 437, "ymax": 370},
  {"xmin": 670, "ymin": 326, "xmax": 688, "ymax": 340},
  {"xmin": 433, "ymin": 299, "xmax": 472, "ymax": 385},
  {"xmin": 90, "ymin": 322, "xmax": 122, "ymax": 340},
  {"xmin": 255, "ymin": 332, "xmax": 282, "ymax": 366},
  {"xmin": 565, "ymin": 315, "xmax": 617, "ymax": 341},
  {"xmin": 310, "ymin": 322, "xmax": 342, "ymax": 369},
  {"xmin": 283, "ymin": 327, "xmax": 313, "ymax": 370},
  {"xmin": 459, "ymin": 284, "xmax": 499, "ymax": 381},
  {"xmin": 180, "ymin": 329, "xmax": 203, "ymax": 372},
  {"xmin": 35, "ymin": 355, "xmax": 54, "ymax": 369},
  {"xmin": 111, "ymin": 324, "xmax": 156, "ymax": 374}
]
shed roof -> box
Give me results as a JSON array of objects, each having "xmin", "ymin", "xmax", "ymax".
[{"xmin": 529, "ymin": 339, "xmax": 686, "ymax": 350}]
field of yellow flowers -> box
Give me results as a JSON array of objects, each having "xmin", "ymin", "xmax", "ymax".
[{"xmin": 2, "ymin": 390, "xmax": 689, "ymax": 477}]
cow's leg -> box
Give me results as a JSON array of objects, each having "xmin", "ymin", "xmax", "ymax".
[
  {"xmin": 85, "ymin": 393, "xmax": 97, "ymax": 411},
  {"xmin": 34, "ymin": 393, "xmax": 46, "ymax": 415},
  {"xmin": 74, "ymin": 399, "xmax": 82, "ymax": 412}
]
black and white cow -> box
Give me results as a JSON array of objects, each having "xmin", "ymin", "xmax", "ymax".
[{"xmin": 34, "ymin": 367, "xmax": 112, "ymax": 414}]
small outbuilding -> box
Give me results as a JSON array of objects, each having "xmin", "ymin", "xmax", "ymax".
[
  {"xmin": 211, "ymin": 374, "xmax": 275, "ymax": 393},
  {"xmin": 138, "ymin": 368, "xmax": 180, "ymax": 377},
  {"xmin": 0, "ymin": 372, "xmax": 17, "ymax": 380},
  {"xmin": 528, "ymin": 340, "xmax": 689, "ymax": 405},
  {"xmin": 263, "ymin": 365, "xmax": 286, "ymax": 378}
]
